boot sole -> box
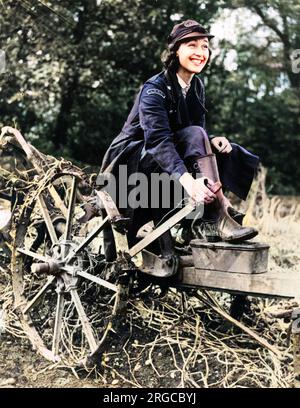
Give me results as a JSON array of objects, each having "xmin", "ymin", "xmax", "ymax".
[
  {"xmin": 206, "ymin": 235, "xmax": 222, "ymax": 243},
  {"xmin": 224, "ymin": 229, "xmax": 258, "ymax": 244}
]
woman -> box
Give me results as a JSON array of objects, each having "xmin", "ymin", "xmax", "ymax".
[{"xmin": 98, "ymin": 19, "xmax": 260, "ymax": 267}]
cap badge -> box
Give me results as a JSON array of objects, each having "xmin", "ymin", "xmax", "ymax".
[{"xmin": 183, "ymin": 20, "xmax": 197, "ymax": 27}]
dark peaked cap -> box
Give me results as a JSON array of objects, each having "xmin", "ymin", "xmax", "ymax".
[{"xmin": 167, "ymin": 19, "xmax": 214, "ymax": 47}]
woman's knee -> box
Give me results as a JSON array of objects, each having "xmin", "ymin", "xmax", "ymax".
[
  {"xmin": 175, "ymin": 126, "xmax": 209, "ymax": 158},
  {"xmin": 175, "ymin": 125, "xmax": 208, "ymax": 142}
]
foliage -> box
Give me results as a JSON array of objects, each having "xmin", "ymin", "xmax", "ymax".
[{"xmin": 0, "ymin": 0, "xmax": 299, "ymax": 193}]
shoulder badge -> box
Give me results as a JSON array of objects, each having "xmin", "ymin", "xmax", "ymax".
[{"xmin": 146, "ymin": 88, "xmax": 166, "ymax": 99}]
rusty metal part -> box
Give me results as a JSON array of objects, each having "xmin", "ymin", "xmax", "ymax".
[
  {"xmin": 139, "ymin": 252, "xmax": 194, "ymax": 278},
  {"xmin": 190, "ymin": 240, "xmax": 269, "ymax": 274},
  {"xmin": 96, "ymin": 190, "xmax": 130, "ymax": 252},
  {"xmin": 139, "ymin": 250, "xmax": 177, "ymax": 278},
  {"xmin": 31, "ymin": 261, "xmax": 60, "ymax": 275},
  {"xmin": 77, "ymin": 202, "xmax": 100, "ymax": 224}
]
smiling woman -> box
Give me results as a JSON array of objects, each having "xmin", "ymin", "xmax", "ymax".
[{"xmin": 97, "ymin": 19, "xmax": 260, "ymax": 273}]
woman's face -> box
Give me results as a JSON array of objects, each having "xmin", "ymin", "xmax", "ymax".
[{"xmin": 177, "ymin": 37, "xmax": 210, "ymax": 74}]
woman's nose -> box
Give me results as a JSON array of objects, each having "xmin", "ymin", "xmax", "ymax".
[
  {"xmin": 194, "ymin": 46, "xmax": 204, "ymax": 55},
  {"xmin": 194, "ymin": 50, "xmax": 204, "ymax": 58},
  {"xmin": 194, "ymin": 47, "xmax": 208, "ymax": 57}
]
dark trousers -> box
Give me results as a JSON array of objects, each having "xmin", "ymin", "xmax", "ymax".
[{"xmin": 103, "ymin": 126, "xmax": 259, "ymax": 260}]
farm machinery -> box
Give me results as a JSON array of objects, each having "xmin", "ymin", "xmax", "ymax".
[{"xmin": 0, "ymin": 126, "xmax": 299, "ymax": 385}]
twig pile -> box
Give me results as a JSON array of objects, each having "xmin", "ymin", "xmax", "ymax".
[{"xmin": 95, "ymin": 286, "xmax": 292, "ymax": 388}]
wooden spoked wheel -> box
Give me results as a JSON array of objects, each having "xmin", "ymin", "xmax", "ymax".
[{"xmin": 11, "ymin": 172, "xmax": 128, "ymax": 366}]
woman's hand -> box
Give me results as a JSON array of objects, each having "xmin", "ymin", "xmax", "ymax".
[
  {"xmin": 179, "ymin": 173, "xmax": 216, "ymax": 205},
  {"xmin": 211, "ymin": 136, "xmax": 232, "ymax": 153}
]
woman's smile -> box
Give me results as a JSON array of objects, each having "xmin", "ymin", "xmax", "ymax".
[{"xmin": 190, "ymin": 56, "xmax": 207, "ymax": 66}]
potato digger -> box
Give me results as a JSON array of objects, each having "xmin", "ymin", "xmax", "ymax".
[{"xmin": 0, "ymin": 126, "xmax": 299, "ymax": 385}]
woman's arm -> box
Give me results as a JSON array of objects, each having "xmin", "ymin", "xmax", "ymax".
[{"xmin": 139, "ymin": 82, "xmax": 187, "ymax": 178}]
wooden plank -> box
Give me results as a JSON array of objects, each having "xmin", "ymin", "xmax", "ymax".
[{"xmin": 179, "ymin": 267, "xmax": 300, "ymax": 299}]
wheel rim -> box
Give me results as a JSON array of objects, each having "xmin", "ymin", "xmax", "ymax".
[{"xmin": 11, "ymin": 172, "xmax": 126, "ymax": 366}]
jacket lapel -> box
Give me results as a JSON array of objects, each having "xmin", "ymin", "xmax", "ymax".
[{"xmin": 164, "ymin": 70, "xmax": 207, "ymax": 128}]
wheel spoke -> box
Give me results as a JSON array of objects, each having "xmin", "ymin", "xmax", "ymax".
[
  {"xmin": 52, "ymin": 284, "xmax": 65, "ymax": 356},
  {"xmin": 64, "ymin": 215, "xmax": 109, "ymax": 263},
  {"xmin": 37, "ymin": 195, "xmax": 58, "ymax": 245},
  {"xmin": 23, "ymin": 276, "xmax": 56, "ymax": 314},
  {"xmin": 74, "ymin": 269, "xmax": 117, "ymax": 292},
  {"xmin": 70, "ymin": 289, "xmax": 98, "ymax": 353},
  {"xmin": 17, "ymin": 248, "xmax": 49, "ymax": 263},
  {"xmin": 64, "ymin": 177, "xmax": 77, "ymax": 243},
  {"xmin": 48, "ymin": 185, "xmax": 68, "ymax": 218}
]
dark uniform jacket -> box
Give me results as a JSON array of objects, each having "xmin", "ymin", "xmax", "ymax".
[{"xmin": 100, "ymin": 69, "xmax": 209, "ymax": 178}]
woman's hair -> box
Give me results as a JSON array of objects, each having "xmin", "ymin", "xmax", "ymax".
[{"xmin": 161, "ymin": 40, "xmax": 212, "ymax": 73}]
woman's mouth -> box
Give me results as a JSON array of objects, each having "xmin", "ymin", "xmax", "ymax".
[{"xmin": 190, "ymin": 57, "xmax": 206, "ymax": 66}]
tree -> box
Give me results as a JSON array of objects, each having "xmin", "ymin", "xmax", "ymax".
[
  {"xmin": 205, "ymin": 0, "xmax": 300, "ymax": 194},
  {"xmin": 0, "ymin": 0, "xmax": 299, "ymax": 194}
]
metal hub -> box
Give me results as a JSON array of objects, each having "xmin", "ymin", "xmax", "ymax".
[{"xmin": 30, "ymin": 239, "xmax": 83, "ymax": 291}]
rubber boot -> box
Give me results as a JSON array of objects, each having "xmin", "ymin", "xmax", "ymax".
[{"xmin": 193, "ymin": 154, "xmax": 258, "ymax": 243}]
